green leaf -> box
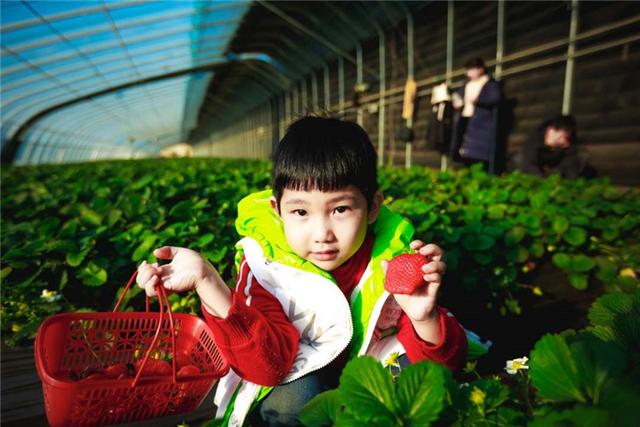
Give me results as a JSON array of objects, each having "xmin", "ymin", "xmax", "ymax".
[
  {"xmin": 572, "ymin": 255, "xmax": 595, "ymax": 273},
  {"xmin": 589, "ymin": 293, "xmax": 633, "ymax": 327},
  {"xmin": 569, "ymin": 273, "xmax": 588, "ymax": 290},
  {"xmin": 339, "ymin": 357, "xmax": 396, "ymax": 421},
  {"xmin": 529, "ymin": 334, "xmax": 586, "ymax": 403},
  {"xmin": 300, "ymin": 389, "xmax": 342, "ymax": 427},
  {"xmin": 395, "ymin": 361, "xmax": 447, "ymax": 426},
  {"xmin": 569, "ymin": 335, "xmax": 626, "ymax": 404},
  {"xmin": 169, "ymin": 199, "xmax": 195, "ymax": 218},
  {"xmin": 1, "ymin": 266, "xmax": 12, "ymax": 280},
  {"xmin": 595, "ymin": 257, "xmax": 618, "ymax": 282},
  {"xmin": 529, "ymin": 406, "xmax": 610, "ymax": 427},
  {"xmin": 505, "ymin": 226, "xmax": 526, "ymax": 246},
  {"xmin": 107, "ymin": 209, "xmax": 123, "ymax": 227},
  {"xmin": 462, "ymin": 234, "xmax": 496, "ymax": 251},
  {"xmin": 530, "ymin": 333, "xmax": 628, "ymax": 406},
  {"xmin": 487, "ymin": 204, "xmax": 505, "ymax": 219},
  {"xmin": 518, "ymin": 213, "xmax": 541, "ymax": 230},
  {"xmin": 78, "ymin": 261, "xmax": 108, "ymax": 287},
  {"xmin": 529, "ymin": 241, "xmax": 545, "ymax": 258},
  {"xmin": 564, "ymin": 226, "xmax": 587, "ymax": 246},
  {"xmin": 589, "ymin": 292, "xmax": 640, "ymax": 355},
  {"xmin": 552, "ymin": 253, "xmax": 572, "ymax": 270},
  {"xmin": 598, "ymin": 377, "xmax": 640, "ymax": 425},
  {"xmin": 130, "ymin": 173, "xmax": 155, "ymax": 190},
  {"xmin": 510, "ymin": 188, "xmax": 527, "ymax": 203},
  {"xmin": 473, "ymin": 251, "xmax": 494, "ymax": 266},
  {"xmin": 59, "ymin": 269, "xmax": 68, "ymax": 291},
  {"xmin": 79, "ymin": 204, "xmax": 103, "ymax": 226},
  {"xmin": 602, "ymin": 226, "xmax": 619, "ymax": 242},
  {"xmin": 195, "ymin": 233, "xmax": 215, "ymax": 248},
  {"xmin": 132, "ymin": 234, "xmax": 158, "ymax": 262},
  {"xmin": 530, "ymin": 192, "xmax": 548, "ymax": 210},
  {"xmin": 552, "ymin": 216, "xmax": 570, "ymax": 235},
  {"xmin": 517, "ymin": 247, "xmax": 529, "ymax": 263},
  {"xmin": 66, "ymin": 246, "xmax": 92, "ymax": 267}
]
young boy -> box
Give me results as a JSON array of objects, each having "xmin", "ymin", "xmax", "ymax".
[{"xmin": 136, "ymin": 117, "xmax": 468, "ymax": 426}]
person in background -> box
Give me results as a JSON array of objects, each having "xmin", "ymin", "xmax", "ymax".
[
  {"xmin": 450, "ymin": 58, "xmax": 502, "ymax": 170},
  {"xmin": 518, "ymin": 115, "xmax": 594, "ymax": 179}
]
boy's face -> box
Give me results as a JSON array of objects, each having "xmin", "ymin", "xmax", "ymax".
[{"xmin": 271, "ymin": 186, "xmax": 382, "ymax": 272}]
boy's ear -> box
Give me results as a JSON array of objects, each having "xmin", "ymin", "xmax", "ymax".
[
  {"xmin": 367, "ymin": 191, "xmax": 384, "ymax": 224},
  {"xmin": 270, "ymin": 196, "xmax": 281, "ymax": 216}
]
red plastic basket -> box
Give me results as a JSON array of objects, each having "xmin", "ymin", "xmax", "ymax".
[{"xmin": 34, "ymin": 271, "xmax": 229, "ymax": 427}]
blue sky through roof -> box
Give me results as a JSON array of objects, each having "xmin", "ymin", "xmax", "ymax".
[{"xmin": 1, "ymin": 0, "xmax": 251, "ymax": 163}]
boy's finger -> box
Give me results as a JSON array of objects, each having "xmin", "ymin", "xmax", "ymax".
[
  {"xmin": 423, "ymin": 273, "xmax": 441, "ymax": 283},
  {"xmin": 144, "ymin": 275, "xmax": 160, "ymax": 297},
  {"xmin": 422, "ymin": 261, "xmax": 446, "ymax": 274},
  {"xmin": 409, "ymin": 240, "xmax": 425, "ymax": 250},
  {"xmin": 427, "ymin": 281, "xmax": 441, "ymax": 298},
  {"xmin": 153, "ymin": 246, "xmax": 179, "ymax": 260},
  {"xmin": 380, "ymin": 259, "xmax": 389, "ymax": 274},
  {"xmin": 137, "ymin": 262, "xmax": 161, "ymax": 286},
  {"xmin": 418, "ymin": 244, "xmax": 443, "ymax": 261},
  {"xmin": 137, "ymin": 262, "xmax": 155, "ymax": 286}
]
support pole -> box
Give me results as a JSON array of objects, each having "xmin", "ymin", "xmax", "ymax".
[
  {"xmin": 311, "ymin": 71, "xmax": 319, "ymax": 112},
  {"xmin": 443, "ymin": 0, "xmax": 454, "ymax": 170},
  {"xmin": 562, "ymin": 0, "xmax": 579, "ymax": 115},
  {"xmin": 338, "ymin": 57, "xmax": 345, "ymax": 116},
  {"xmin": 300, "ymin": 79, "xmax": 308, "ymax": 113},
  {"xmin": 323, "ymin": 64, "xmax": 331, "ymax": 110},
  {"xmin": 495, "ymin": 0, "xmax": 505, "ymax": 80},
  {"xmin": 405, "ymin": 10, "xmax": 414, "ymax": 169},
  {"xmin": 378, "ymin": 31, "xmax": 386, "ymax": 167},
  {"xmin": 356, "ymin": 44, "xmax": 364, "ymax": 126}
]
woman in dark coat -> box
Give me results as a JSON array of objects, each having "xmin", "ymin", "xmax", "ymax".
[{"xmin": 450, "ymin": 58, "xmax": 502, "ymax": 168}]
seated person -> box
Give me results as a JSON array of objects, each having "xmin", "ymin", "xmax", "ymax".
[{"xmin": 517, "ymin": 115, "xmax": 593, "ymax": 178}]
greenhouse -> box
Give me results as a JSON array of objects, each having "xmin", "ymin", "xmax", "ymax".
[{"xmin": 1, "ymin": 1, "xmax": 639, "ymax": 426}]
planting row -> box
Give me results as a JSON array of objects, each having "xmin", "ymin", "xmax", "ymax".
[{"xmin": 1, "ymin": 159, "xmax": 638, "ymax": 347}]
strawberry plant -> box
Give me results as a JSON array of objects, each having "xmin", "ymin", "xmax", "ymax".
[
  {"xmin": 2, "ymin": 159, "xmax": 638, "ymax": 347},
  {"xmin": 299, "ymin": 291, "xmax": 640, "ymax": 426}
]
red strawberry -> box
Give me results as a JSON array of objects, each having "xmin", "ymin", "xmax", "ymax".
[
  {"xmin": 83, "ymin": 372, "xmax": 107, "ymax": 381},
  {"xmin": 134, "ymin": 358, "xmax": 172, "ymax": 377},
  {"xmin": 177, "ymin": 364, "xmax": 200, "ymax": 378},
  {"xmin": 384, "ymin": 253, "xmax": 428, "ymax": 294},
  {"xmin": 103, "ymin": 363, "xmax": 129, "ymax": 379}
]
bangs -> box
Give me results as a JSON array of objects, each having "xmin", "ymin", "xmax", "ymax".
[{"xmin": 272, "ymin": 116, "xmax": 378, "ymax": 206}]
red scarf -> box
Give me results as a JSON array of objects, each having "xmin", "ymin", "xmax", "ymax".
[{"xmin": 330, "ymin": 234, "xmax": 374, "ymax": 296}]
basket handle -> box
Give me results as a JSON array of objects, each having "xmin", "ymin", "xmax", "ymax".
[{"xmin": 114, "ymin": 271, "xmax": 178, "ymax": 386}]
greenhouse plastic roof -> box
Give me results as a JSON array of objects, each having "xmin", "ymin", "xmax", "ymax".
[{"xmin": 1, "ymin": 0, "xmax": 251, "ymax": 163}]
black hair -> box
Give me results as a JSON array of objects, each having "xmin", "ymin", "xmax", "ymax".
[
  {"xmin": 548, "ymin": 115, "xmax": 577, "ymax": 143},
  {"xmin": 465, "ymin": 57, "xmax": 486, "ymax": 70},
  {"xmin": 272, "ymin": 116, "xmax": 378, "ymax": 209}
]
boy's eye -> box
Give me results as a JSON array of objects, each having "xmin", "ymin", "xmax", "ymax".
[
  {"xmin": 334, "ymin": 206, "xmax": 349, "ymax": 214},
  {"xmin": 292, "ymin": 209, "xmax": 307, "ymax": 217}
]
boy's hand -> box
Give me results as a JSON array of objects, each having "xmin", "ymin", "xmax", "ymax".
[
  {"xmin": 136, "ymin": 246, "xmax": 232, "ymax": 317},
  {"xmin": 136, "ymin": 246, "xmax": 215, "ymax": 296},
  {"xmin": 382, "ymin": 240, "xmax": 446, "ymax": 322}
]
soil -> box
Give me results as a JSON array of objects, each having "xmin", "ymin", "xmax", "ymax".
[{"xmin": 446, "ymin": 260, "xmax": 603, "ymax": 377}]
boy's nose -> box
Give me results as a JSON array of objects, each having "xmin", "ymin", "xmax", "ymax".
[{"xmin": 313, "ymin": 218, "xmax": 335, "ymax": 242}]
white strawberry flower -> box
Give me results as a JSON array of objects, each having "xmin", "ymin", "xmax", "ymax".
[
  {"xmin": 41, "ymin": 289, "xmax": 61, "ymax": 303},
  {"xmin": 505, "ymin": 356, "xmax": 529, "ymax": 375}
]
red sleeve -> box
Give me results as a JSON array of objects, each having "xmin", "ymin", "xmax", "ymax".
[
  {"xmin": 201, "ymin": 257, "xmax": 299, "ymax": 386},
  {"xmin": 397, "ymin": 307, "xmax": 467, "ymax": 372}
]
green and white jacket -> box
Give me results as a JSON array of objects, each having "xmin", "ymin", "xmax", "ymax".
[{"xmin": 213, "ymin": 190, "xmax": 490, "ymax": 426}]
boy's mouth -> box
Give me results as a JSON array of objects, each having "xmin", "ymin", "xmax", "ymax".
[{"xmin": 311, "ymin": 249, "xmax": 339, "ymax": 261}]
